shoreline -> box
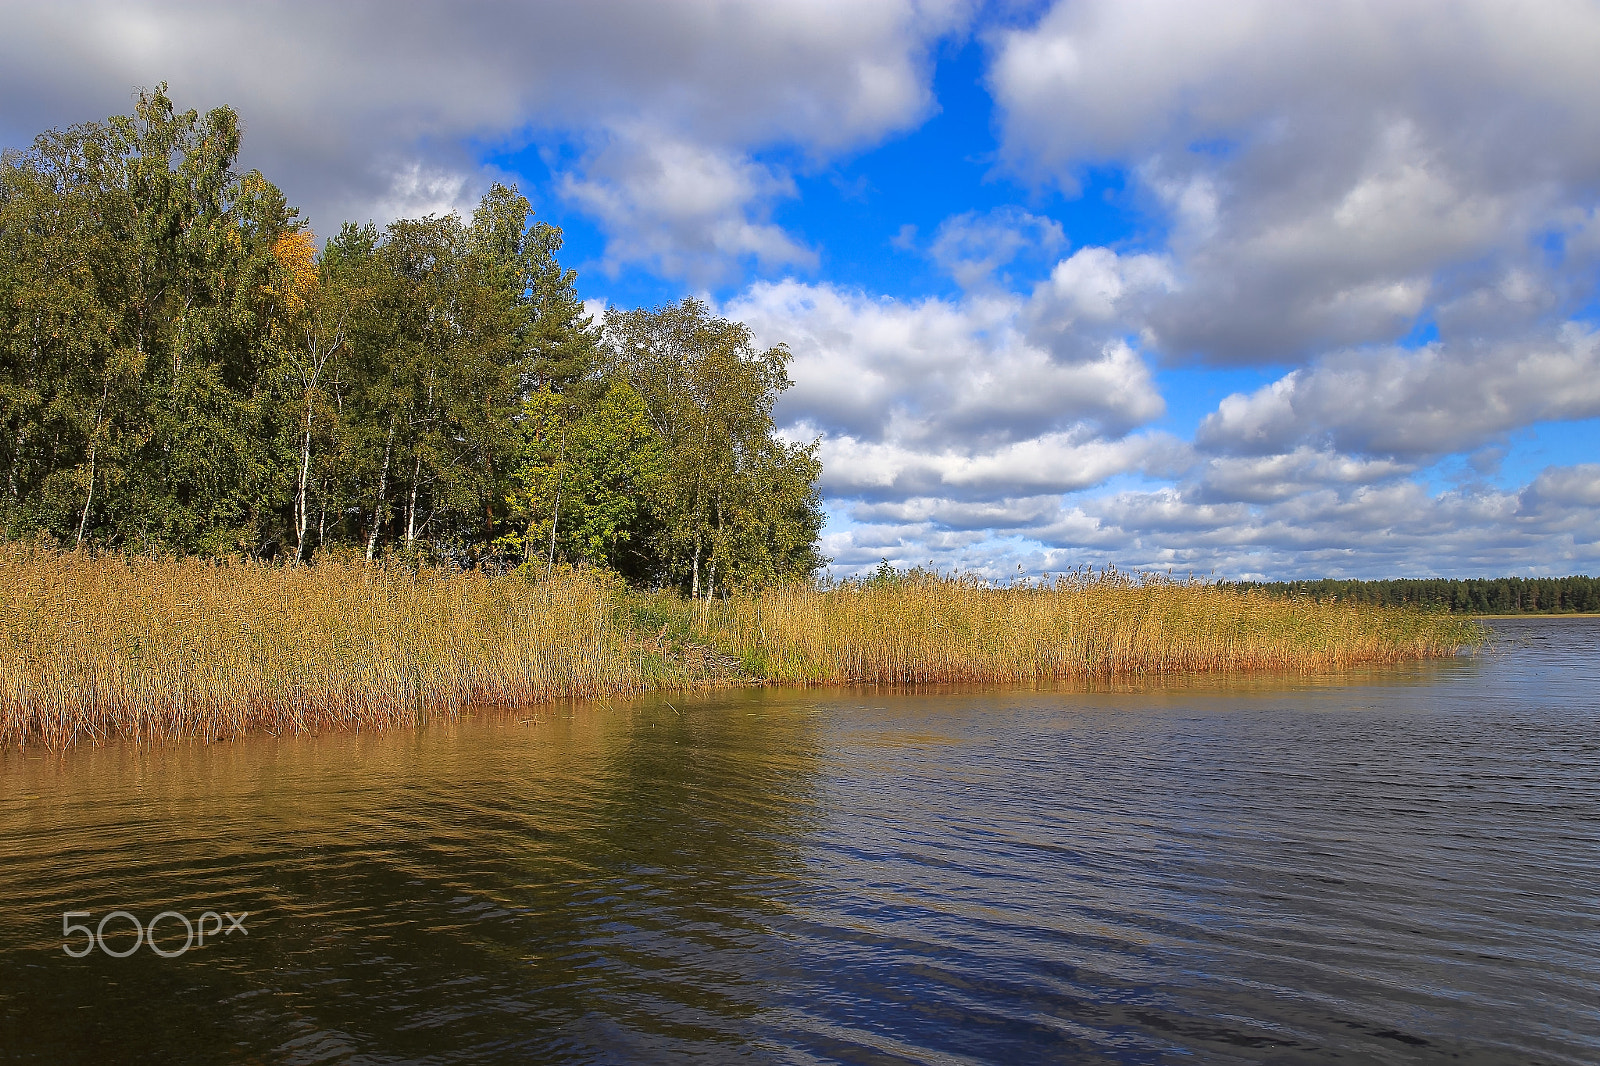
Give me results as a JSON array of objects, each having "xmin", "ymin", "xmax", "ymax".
[
  {"xmin": 1, "ymin": 546, "xmax": 1488, "ymax": 751},
  {"xmin": 5, "ymin": 648, "xmax": 1482, "ymax": 753},
  {"xmin": 4, "ymin": 659, "xmax": 1491, "ymax": 760}
]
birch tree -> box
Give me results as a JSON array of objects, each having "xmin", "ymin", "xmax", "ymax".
[{"xmin": 605, "ymin": 298, "xmax": 824, "ymax": 593}]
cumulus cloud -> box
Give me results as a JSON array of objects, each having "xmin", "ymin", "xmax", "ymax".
[
  {"xmin": 720, "ymin": 256, "xmax": 1180, "ymax": 526},
  {"xmin": 1071, "ymin": 468, "xmax": 1600, "ymax": 577},
  {"xmin": 1024, "ymin": 246, "xmax": 1175, "ymax": 358},
  {"xmin": 1519, "ymin": 464, "xmax": 1600, "ymax": 523},
  {"xmin": 989, "ymin": 0, "xmax": 1600, "ymax": 362},
  {"xmin": 807, "ymin": 428, "xmax": 1178, "ymax": 499},
  {"xmin": 0, "ymin": 0, "xmax": 971, "ymax": 270},
  {"xmin": 559, "ymin": 129, "xmax": 816, "ymax": 283},
  {"xmin": 928, "ymin": 206, "xmax": 1066, "ymax": 290},
  {"xmin": 768, "ymin": 254, "xmax": 1600, "ymax": 578},
  {"xmin": 726, "ymin": 240, "xmax": 1600, "ymax": 579},
  {"xmin": 851, "ymin": 495, "xmax": 1066, "ymax": 531},
  {"xmin": 370, "ymin": 161, "xmax": 480, "ymax": 224},
  {"xmin": 935, "ymin": 0, "xmax": 1600, "ymax": 578},
  {"xmin": 731, "ymin": 277, "xmax": 1165, "ymax": 448},
  {"xmin": 1187, "ymin": 448, "xmax": 1416, "ymax": 504},
  {"xmin": 1197, "ymin": 324, "xmax": 1600, "ymax": 459},
  {"xmin": 813, "ymin": 1, "xmax": 1586, "ymax": 580}
]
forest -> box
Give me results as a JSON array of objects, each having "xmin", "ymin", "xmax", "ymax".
[
  {"xmin": 1223, "ymin": 575, "xmax": 1600, "ymax": 614},
  {"xmin": 0, "ymin": 87, "xmax": 824, "ymax": 594}
]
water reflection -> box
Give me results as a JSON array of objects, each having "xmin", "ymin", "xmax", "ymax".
[{"xmin": 1, "ymin": 620, "xmax": 1597, "ymax": 1064}]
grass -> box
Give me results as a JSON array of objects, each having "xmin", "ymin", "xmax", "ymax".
[
  {"xmin": 0, "ymin": 545, "xmax": 1486, "ymax": 749},
  {"xmin": 716, "ymin": 567, "xmax": 1486, "ymax": 684}
]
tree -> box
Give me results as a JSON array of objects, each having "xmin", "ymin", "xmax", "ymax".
[
  {"xmin": 605, "ymin": 298, "xmax": 824, "ymax": 593},
  {"xmin": 500, "ymin": 382, "xmax": 664, "ymax": 576},
  {"xmin": 266, "ymin": 229, "xmax": 351, "ymax": 562},
  {"xmin": 0, "ymin": 85, "xmax": 296, "ymax": 554}
]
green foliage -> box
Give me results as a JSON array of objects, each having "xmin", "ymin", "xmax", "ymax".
[
  {"xmin": 0, "ymin": 85, "xmax": 294, "ymax": 553},
  {"xmin": 0, "ymin": 91, "xmax": 825, "ymax": 588},
  {"xmin": 499, "ymin": 382, "xmax": 664, "ymax": 576},
  {"xmin": 605, "ymin": 297, "xmax": 826, "ymax": 593}
]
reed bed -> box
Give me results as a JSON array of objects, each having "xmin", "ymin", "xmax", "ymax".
[
  {"xmin": 714, "ymin": 567, "xmax": 1486, "ymax": 684},
  {"xmin": 0, "ymin": 543, "xmax": 641, "ymax": 749},
  {"xmin": 0, "ymin": 546, "xmax": 1484, "ymax": 749}
]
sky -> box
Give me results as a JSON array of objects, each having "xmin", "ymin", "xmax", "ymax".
[{"xmin": 4, "ymin": 0, "xmax": 1599, "ymax": 580}]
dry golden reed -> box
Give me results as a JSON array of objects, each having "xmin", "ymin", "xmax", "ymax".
[
  {"xmin": 715, "ymin": 567, "xmax": 1486, "ymax": 684},
  {"xmin": 0, "ymin": 546, "xmax": 1484, "ymax": 749},
  {"xmin": 0, "ymin": 543, "xmax": 640, "ymax": 749}
]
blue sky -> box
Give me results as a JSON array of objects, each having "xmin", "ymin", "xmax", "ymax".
[
  {"xmin": 5, "ymin": 0, "xmax": 1599, "ymax": 579},
  {"xmin": 506, "ymin": 35, "xmax": 1152, "ymax": 311}
]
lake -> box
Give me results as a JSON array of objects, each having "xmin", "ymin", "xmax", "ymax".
[{"xmin": 1, "ymin": 617, "xmax": 1596, "ymax": 1064}]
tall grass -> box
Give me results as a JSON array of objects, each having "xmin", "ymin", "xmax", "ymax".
[
  {"xmin": 0, "ymin": 543, "xmax": 641, "ymax": 749},
  {"xmin": 715, "ymin": 567, "xmax": 1486, "ymax": 683},
  {"xmin": 0, "ymin": 546, "xmax": 1484, "ymax": 749}
]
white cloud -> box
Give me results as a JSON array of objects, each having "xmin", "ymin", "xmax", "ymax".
[
  {"xmin": 989, "ymin": 0, "xmax": 1600, "ymax": 362},
  {"xmin": 1188, "ymin": 448, "xmax": 1416, "ymax": 504},
  {"xmin": 1025, "ymin": 246, "xmax": 1175, "ymax": 358},
  {"xmin": 1071, "ymin": 468, "xmax": 1600, "ymax": 577},
  {"xmin": 731, "ymin": 276, "xmax": 1166, "ymax": 452},
  {"xmin": 1197, "ymin": 325, "xmax": 1600, "ymax": 459},
  {"xmin": 850, "ymin": 495, "xmax": 1066, "ymax": 531},
  {"xmin": 1519, "ymin": 464, "xmax": 1600, "ymax": 522},
  {"xmin": 559, "ymin": 129, "xmax": 815, "ymax": 283},
  {"xmin": 808, "ymin": 428, "xmax": 1178, "ymax": 498},
  {"xmin": 724, "ymin": 260, "xmax": 1174, "ymax": 507},
  {"xmin": 990, "ymin": 0, "xmax": 1600, "ymax": 182},
  {"xmin": 371, "ymin": 161, "xmax": 479, "ymax": 223},
  {"xmin": 928, "ymin": 206, "xmax": 1066, "ymax": 290}
]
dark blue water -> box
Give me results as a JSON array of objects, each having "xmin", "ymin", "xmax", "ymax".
[{"xmin": 1, "ymin": 617, "xmax": 1596, "ymax": 1064}]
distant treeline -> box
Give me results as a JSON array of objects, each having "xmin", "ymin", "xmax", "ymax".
[
  {"xmin": 0, "ymin": 87, "xmax": 823, "ymax": 592},
  {"xmin": 1223, "ymin": 576, "xmax": 1600, "ymax": 614}
]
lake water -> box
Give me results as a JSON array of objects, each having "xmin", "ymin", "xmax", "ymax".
[{"xmin": 1, "ymin": 617, "xmax": 1596, "ymax": 1064}]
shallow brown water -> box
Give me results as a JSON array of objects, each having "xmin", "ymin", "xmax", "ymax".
[{"xmin": 0, "ymin": 617, "xmax": 1596, "ymax": 1064}]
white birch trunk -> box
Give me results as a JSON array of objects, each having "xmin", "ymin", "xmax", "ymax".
[
  {"xmin": 366, "ymin": 413, "xmax": 396, "ymax": 562},
  {"xmin": 405, "ymin": 450, "xmax": 422, "ymax": 547},
  {"xmin": 293, "ymin": 399, "xmax": 313, "ymax": 563}
]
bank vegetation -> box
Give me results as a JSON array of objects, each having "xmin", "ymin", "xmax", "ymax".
[{"xmin": 0, "ymin": 546, "xmax": 1485, "ymax": 749}]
